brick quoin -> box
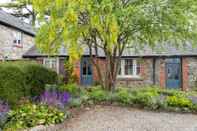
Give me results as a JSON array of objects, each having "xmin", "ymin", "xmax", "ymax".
[
  {"xmin": 182, "ymin": 58, "xmax": 189, "ymax": 91},
  {"xmin": 159, "ymin": 59, "xmax": 165, "ymax": 88}
]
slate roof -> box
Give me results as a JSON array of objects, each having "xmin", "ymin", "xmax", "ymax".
[
  {"xmin": 23, "ymin": 42, "xmax": 197, "ymax": 58},
  {"xmin": 0, "ymin": 10, "xmax": 35, "ymax": 36}
]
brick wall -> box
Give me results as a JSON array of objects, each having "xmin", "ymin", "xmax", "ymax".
[{"xmin": 182, "ymin": 58, "xmax": 189, "ymax": 91}]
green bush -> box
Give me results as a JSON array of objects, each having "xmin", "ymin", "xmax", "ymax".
[
  {"xmin": 69, "ymin": 98, "xmax": 83, "ymax": 108},
  {"xmin": 23, "ymin": 63, "xmax": 59, "ymax": 97},
  {"xmin": 115, "ymin": 88, "xmax": 133, "ymax": 105},
  {"xmin": 3, "ymin": 104, "xmax": 67, "ymax": 130},
  {"xmin": 166, "ymin": 95, "xmax": 193, "ymax": 108},
  {"xmin": 0, "ymin": 64, "xmax": 27, "ymax": 106},
  {"xmin": 132, "ymin": 88, "xmax": 159, "ymax": 105},
  {"xmin": 88, "ymin": 86, "xmax": 108, "ymax": 103},
  {"xmin": 0, "ymin": 62, "xmax": 59, "ymax": 106},
  {"xmin": 59, "ymin": 83, "xmax": 79, "ymax": 97}
]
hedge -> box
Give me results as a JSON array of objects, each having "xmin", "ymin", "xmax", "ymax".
[{"xmin": 0, "ymin": 61, "xmax": 59, "ymax": 106}]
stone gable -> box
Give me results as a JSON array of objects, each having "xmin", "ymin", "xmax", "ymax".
[{"xmin": 0, "ymin": 24, "xmax": 34, "ymax": 60}]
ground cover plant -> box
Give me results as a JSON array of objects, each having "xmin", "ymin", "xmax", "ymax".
[
  {"xmin": 3, "ymin": 103, "xmax": 68, "ymax": 131},
  {"xmin": 68, "ymin": 86, "xmax": 197, "ymax": 113}
]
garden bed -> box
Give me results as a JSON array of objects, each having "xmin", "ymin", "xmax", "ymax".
[{"xmin": 1, "ymin": 84, "xmax": 197, "ymax": 130}]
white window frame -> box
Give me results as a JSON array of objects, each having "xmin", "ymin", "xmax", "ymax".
[
  {"xmin": 117, "ymin": 58, "xmax": 140, "ymax": 78},
  {"xmin": 43, "ymin": 58, "xmax": 59, "ymax": 74},
  {"xmin": 13, "ymin": 32, "xmax": 22, "ymax": 47}
]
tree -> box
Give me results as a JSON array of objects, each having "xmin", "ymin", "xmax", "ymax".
[
  {"xmin": 33, "ymin": 0, "xmax": 197, "ymax": 90},
  {"xmin": 0, "ymin": 0, "xmax": 36, "ymax": 26}
]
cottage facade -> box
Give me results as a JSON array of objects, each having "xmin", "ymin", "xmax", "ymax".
[
  {"xmin": 23, "ymin": 44, "xmax": 197, "ymax": 91},
  {"xmin": 1, "ymin": 10, "xmax": 197, "ymax": 91}
]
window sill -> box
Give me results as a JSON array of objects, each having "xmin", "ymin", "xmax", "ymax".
[
  {"xmin": 13, "ymin": 45, "xmax": 23, "ymax": 48},
  {"xmin": 117, "ymin": 75, "xmax": 143, "ymax": 81}
]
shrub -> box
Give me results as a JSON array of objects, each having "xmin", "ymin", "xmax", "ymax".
[
  {"xmin": 0, "ymin": 61, "xmax": 59, "ymax": 106},
  {"xmin": 166, "ymin": 95, "xmax": 193, "ymax": 108},
  {"xmin": 3, "ymin": 104, "xmax": 67, "ymax": 131},
  {"xmin": 23, "ymin": 63, "xmax": 59, "ymax": 97},
  {"xmin": 88, "ymin": 86, "xmax": 108, "ymax": 103},
  {"xmin": 59, "ymin": 84, "xmax": 80, "ymax": 97},
  {"xmin": 115, "ymin": 88, "xmax": 133, "ymax": 105},
  {"xmin": 129, "ymin": 88, "xmax": 159, "ymax": 109},
  {"xmin": 69, "ymin": 98, "xmax": 83, "ymax": 108},
  {"xmin": 0, "ymin": 64, "xmax": 27, "ymax": 106}
]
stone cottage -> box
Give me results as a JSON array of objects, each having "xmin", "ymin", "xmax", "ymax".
[
  {"xmin": 24, "ymin": 43, "xmax": 197, "ymax": 91},
  {"xmin": 1, "ymin": 10, "xmax": 197, "ymax": 91},
  {"xmin": 0, "ymin": 10, "xmax": 35, "ymax": 60}
]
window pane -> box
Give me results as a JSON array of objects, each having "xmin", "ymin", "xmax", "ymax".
[
  {"xmin": 82, "ymin": 61, "xmax": 87, "ymax": 75},
  {"xmin": 88, "ymin": 65, "xmax": 92, "ymax": 75},
  {"xmin": 51, "ymin": 59, "xmax": 57, "ymax": 71},
  {"xmin": 124, "ymin": 59, "xmax": 133, "ymax": 75},
  {"xmin": 136, "ymin": 61, "xmax": 140, "ymax": 75},
  {"xmin": 118, "ymin": 61, "xmax": 122, "ymax": 75},
  {"xmin": 44, "ymin": 60, "xmax": 51, "ymax": 68}
]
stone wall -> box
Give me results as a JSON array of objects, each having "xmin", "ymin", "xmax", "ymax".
[
  {"xmin": 116, "ymin": 58, "xmax": 154, "ymax": 87},
  {"xmin": 186, "ymin": 57, "xmax": 197, "ymax": 90},
  {"xmin": 0, "ymin": 24, "xmax": 34, "ymax": 60}
]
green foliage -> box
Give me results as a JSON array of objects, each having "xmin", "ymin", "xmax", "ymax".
[
  {"xmin": 69, "ymin": 98, "xmax": 83, "ymax": 108},
  {"xmin": 23, "ymin": 63, "xmax": 59, "ymax": 97},
  {"xmin": 0, "ymin": 62, "xmax": 59, "ymax": 106},
  {"xmin": 3, "ymin": 104, "xmax": 66, "ymax": 131},
  {"xmin": 88, "ymin": 86, "xmax": 109, "ymax": 103},
  {"xmin": 33, "ymin": 0, "xmax": 197, "ymax": 59},
  {"xmin": 64, "ymin": 60, "xmax": 78, "ymax": 83},
  {"xmin": 33, "ymin": 0, "xmax": 197, "ymax": 90},
  {"xmin": 131, "ymin": 88, "xmax": 160, "ymax": 109},
  {"xmin": 59, "ymin": 84, "xmax": 80, "ymax": 97},
  {"xmin": 115, "ymin": 88, "xmax": 133, "ymax": 105},
  {"xmin": 0, "ymin": 64, "xmax": 27, "ymax": 106},
  {"xmin": 166, "ymin": 95, "xmax": 193, "ymax": 108}
]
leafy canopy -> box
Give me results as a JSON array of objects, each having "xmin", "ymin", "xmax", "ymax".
[{"xmin": 33, "ymin": 0, "xmax": 197, "ymax": 60}]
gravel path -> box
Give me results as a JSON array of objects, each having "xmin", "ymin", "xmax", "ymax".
[{"xmin": 45, "ymin": 106, "xmax": 197, "ymax": 131}]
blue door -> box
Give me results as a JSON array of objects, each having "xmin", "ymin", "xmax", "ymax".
[
  {"xmin": 166, "ymin": 58, "xmax": 181, "ymax": 89},
  {"xmin": 80, "ymin": 57, "xmax": 93, "ymax": 86}
]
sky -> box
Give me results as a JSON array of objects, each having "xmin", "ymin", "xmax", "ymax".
[{"xmin": 0, "ymin": 0, "xmax": 10, "ymax": 4}]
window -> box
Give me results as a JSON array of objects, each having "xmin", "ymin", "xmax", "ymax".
[
  {"xmin": 118, "ymin": 59, "xmax": 140, "ymax": 77},
  {"xmin": 13, "ymin": 32, "xmax": 22, "ymax": 47},
  {"xmin": 43, "ymin": 58, "xmax": 59, "ymax": 73}
]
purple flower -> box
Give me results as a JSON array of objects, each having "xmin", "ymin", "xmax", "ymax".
[
  {"xmin": 39, "ymin": 90, "xmax": 70, "ymax": 109},
  {"xmin": 0, "ymin": 100, "xmax": 9, "ymax": 113}
]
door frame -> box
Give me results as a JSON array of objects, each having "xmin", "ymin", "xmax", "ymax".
[
  {"xmin": 165, "ymin": 57, "xmax": 182, "ymax": 89},
  {"xmin": 80, "ymin": 57, "xmax": 93, "ymax": 86}
]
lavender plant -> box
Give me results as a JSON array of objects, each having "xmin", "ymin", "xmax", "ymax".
[
  {"xmin": 39, "ymin": 90, "xmax": 70, "ymax": 109},
  {"xmin": 0, "ymin": 100, "xmax": 9, "ymax": 128},
  {"xmin": 0, "ymin": 101, "xmax": 9, "ymax": 113}
]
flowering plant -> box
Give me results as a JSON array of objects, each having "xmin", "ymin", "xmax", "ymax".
[
  {"xmin": 0, "ymin": 100, "xmax": 9, "ymax": 128},
  {"xmin": 39, "ymin": 90, "xmax": 70, "ymax": 109},
  {"xmin": 0, "ymin": 100, "xmax": 9, "ymax": 113}
]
